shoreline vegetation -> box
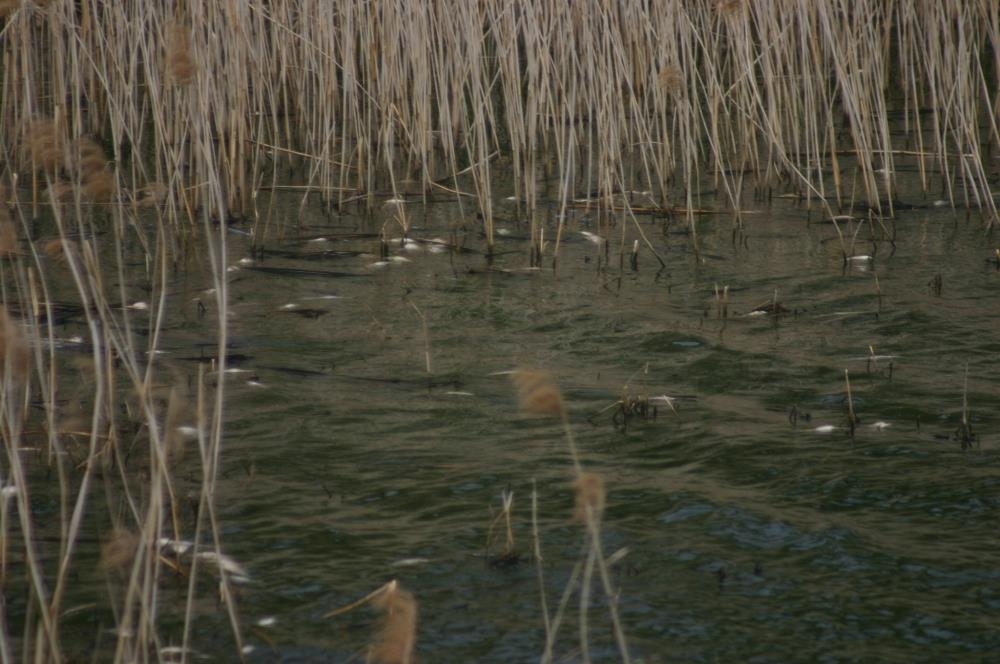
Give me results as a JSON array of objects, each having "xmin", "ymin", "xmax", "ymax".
[{"xmin": 0, "ymin": 1, "xmax": 997, "ymax": 661}]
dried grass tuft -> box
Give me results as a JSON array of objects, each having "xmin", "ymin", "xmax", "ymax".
[
  {"xmin": 370, "ymin": 581, "xmax": 418, "ymax": 664},
  {"xmin": 510, "ymin": 369, "xmax": 564, "ymax": 417}
]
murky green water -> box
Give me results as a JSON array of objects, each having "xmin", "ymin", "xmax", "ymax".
[
  {"xmin": 29, "ymin": 182, "xmax": 1000, "ymax": 661},
  {"xmin": 165, "ymin": 184, "xmax": 998, "ymax": 662}
]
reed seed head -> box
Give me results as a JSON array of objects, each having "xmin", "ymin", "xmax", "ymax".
[
  {"xmin": 510, "ymin": 369, "xmax": 564, "ymax": 417},
  {"xmin": 166, "ymin": 24, "xmax": 196, "ymax": 86},
  {"xmin": 136, "ymin": 182, "xmax": 169, "ymax": 208},
  {"xmin": 100, "ymin": 528, "xmax": 140, "ymax": 572},
  {"xmin": 716, "ymin": 0, "xmax": 745, "ymax": 17},
  {"xmin": 370, "ymin": 581, "xmax": 418, "ymax": 664},
  {"xmin": 24, "ymin": 119, "xmax": 65, "ymax": 174},
  {"xmin": 573, "ymin": 472, "xmax": 605, "ymax": 525},
  {"xmin": 658, "ymin": 65, "xmax": 684, "ymax": 95}
]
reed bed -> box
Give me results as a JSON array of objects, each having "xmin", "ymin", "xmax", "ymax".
[
  {"xmin": 0, "ymin": 1, "xmax": 995, "ymax": 244},
  {"xmin": 0, "ymin": 0, "xmax": 997, "ymax": 660}
]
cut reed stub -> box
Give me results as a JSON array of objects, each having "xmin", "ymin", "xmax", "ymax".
[
  {"xmin": 573, "ymin": 472, "xmax": 606, "ymax": 525},
  {"xmin": 370, "ymin": 580, "xmax": 418, "ymax": 664},
  {"xmin": 510, "ymin": 369, "xmax": 564, "ymax": 417}
]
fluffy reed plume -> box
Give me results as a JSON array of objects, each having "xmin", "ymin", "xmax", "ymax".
[
  {"xmin": 573, "ymin": 472, "xmax": 605, "ymax": 525},
  {"xmin": 716, "ymin": 0, "xmax": 745, "ymax": 17},
  {"xmin": 135, "ymin": 182, "xmax": 168, "ymax": 208},
  {"xmin": 40, "ymin": 238, "xmax": 74, "ymax": 259},
  {"xmin": 369, "ymin": 581, "xmax": 418, "ymax": 664},
  {"xmin": 0, "ymin": 305, "xmax": 29, "ymax": 386},
  {"xmin": 100, "ymin": 528, "xmax": 139, "ymax": 573},
  {"xmin": 166, "ymin": 24, "xmax": 195, "ymax": 86},
  {"xmin": 658, "ymin": 65, "xmax": 684, "ymax": 95},
  {"xmin": 0, "ymin": 1, "xmax": 19, "ymax": 18},
  {"xmin": 72, "ymin": 137, "xmax": 116, "ymax": 202},
  {"xmin": 510, "ymin": 369, "xmax": 564, "ymax": 418},
  {"xmin": 24, "ymin": 120, "xmax": 65, "ymax": 174}
]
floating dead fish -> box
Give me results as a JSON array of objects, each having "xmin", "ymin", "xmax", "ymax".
[
  {"xmin": 196, "ymin": 550, "xmax": 250, "ymax": 582},
  {"xmin": 444, "ymin": 391, "xmax": 475, "ymax": 397},
  {"xmin": 391, "ymin": 557, "xmax": 430, "ymax": 567},
  {"xmin": 256, "ymin": 616, "xmax": 277, "ymax": 627},
  {"xmin": 158, "ymin": 538, "xmax": 193, "ymax": 556},
  {"xmin": 127, "ymin": 301, "xmax": 149, "ymax": 311},
  {"xmin": 869, "ymin": 421, "xmax": 891, "ymax": 430},
  {"xmin": 238, "ymin": 257, "xmax": 255, "ymax": 266},
  {"xmin": 748, "ymin": 302, "xmax": 790, "ymax": 316},
  {"xmin": 812, "ymin": 425, "xmax": 838, "ymax": 434},
  {"xmin": 580, "ymin": 231, "xmax": 604, "ymax": 245},
  {"xmin": 847, "ymin": 255, "xmax": 873, "ymax": 262},
  {"xmin": 279, "ymin": 304, "xmax": 328, "ymax": 319}
]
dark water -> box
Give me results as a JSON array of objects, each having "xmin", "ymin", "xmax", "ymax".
[
  {"xmin": 161, "ymin": 189, "xmax": 999, "ymax": 662},
  {"xmin": 31, "ymin": 186, "xmax": 1000, "ymax": 661}
]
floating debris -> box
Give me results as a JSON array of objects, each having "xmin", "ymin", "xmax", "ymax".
[
  {"xmin": 748, "ymin": 301, "xmax": 790, "ymax": 316},
  {"xmin": 391, "ymin": 557, "xmax": 430, "ymax": 567}
]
